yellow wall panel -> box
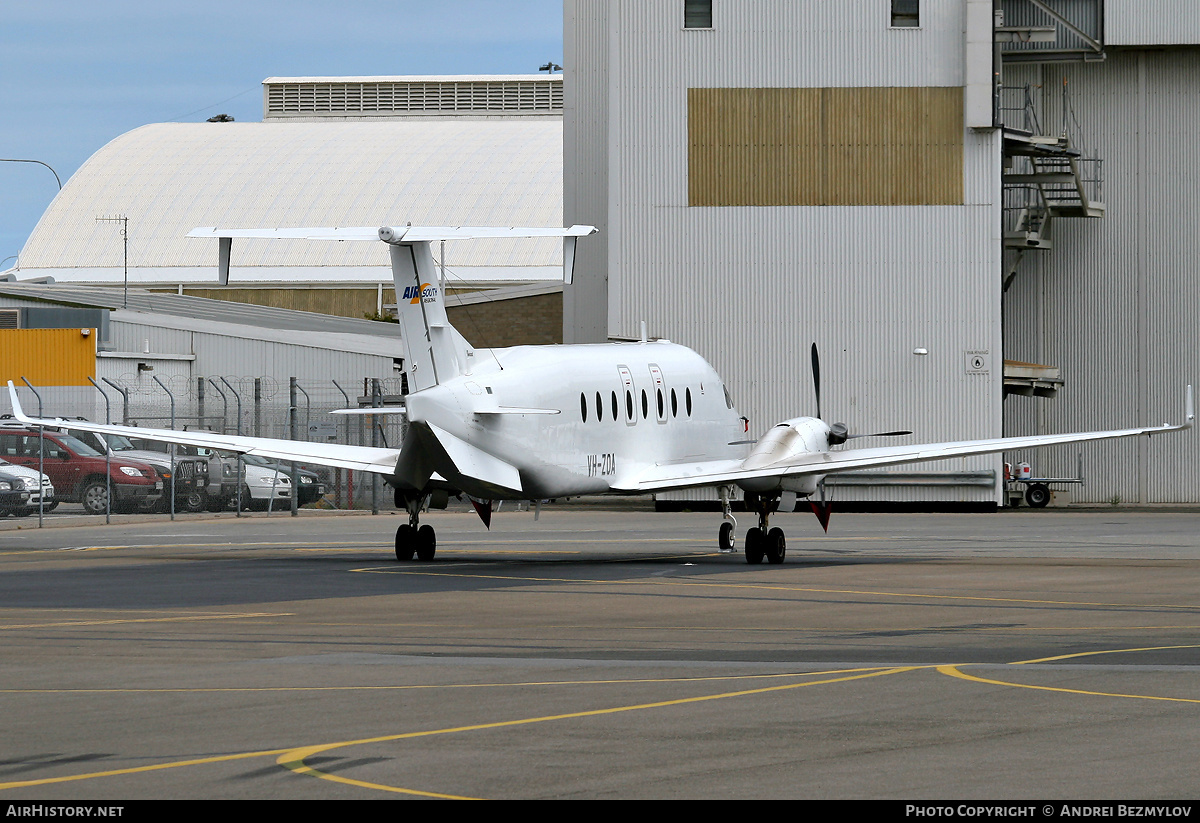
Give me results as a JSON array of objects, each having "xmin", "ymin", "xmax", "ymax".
[
  {"xmin": 0, "ymin": 329, "xmax": 97, "ymax": 387},
  {"xmin": 689, "ymin": 86, "xmax": 964, "ymax": 207}
]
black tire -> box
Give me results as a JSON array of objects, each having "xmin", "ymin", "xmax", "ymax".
[
  {"xmin": 745, "ymin": 527, "xmax": 765, "ymax": 564},
  {"xmin": 416, "ymin": 524, "xmax": 437, "ymax": 561},
  {"xmin": 44, "ymin": 501, "xmax": 58, "ymax": 512},
  {"xmin": 766, "ymin": 527, "xmax": 786, "ymax": 564},
  {"xmin": 395, "ymin": 524, "xmax": 415, "ymax": 561},
  {"xmin": 12, "ymin": 508, "xmax": 31, "ymax": 518},
  {"xmin": 182, "ymin": 489, "xmax": 207, "ymax": 514},
  {"xmin": 0, "ymin": 509, "xmax": 8, "ymax": 518},
  {"xmin": 1026, "ymin": 483, "xmax": 1051, "ymax": 508},
  {"xmin": 238, "ymin": 486, "xmax": 268, "ymax": 512},
  {"xmin": 80, "ymin": 481, "xmax": 110, "ymax": 516},
  {"xmin": 205, "ymin": 495, "xmax": 228, "ymax": 513},
  {"xmin": 718, "ymin": 521, "xmax": 735, "ymax": 551}
]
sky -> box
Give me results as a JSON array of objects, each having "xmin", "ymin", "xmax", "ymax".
[{"xmin": 0, "ymin": 0, "xmax": 564, "ymax": 269}]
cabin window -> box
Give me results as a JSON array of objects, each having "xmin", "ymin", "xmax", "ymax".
[
  {"xmin": 656, "ymin": 389, "xmax": 664, "ymax": 420},
  {"xmin": 612, "ymin": 391, "xmax": 619, "ymax": 421},
  {"xmin": 580, "ymin": 393, "xmax": 588, "ymax": 422},
  {"xmin": 626, "ymin": 390, "xmax": 634, "ymax": 421},
  {"xmin": 686, "ymin": 387, "xmax": 693, "ymax": 416},
  {"xmin": 595, "ymin": 392, "xmax": 603, "ymax": 422},
  {"xmin": 641, "ymin": 389, "xmax": 649, "ymax": 419},
  {"xmin": 723, "ymin": 385, "xmax": 733, "ymax": 409},
  {"xmin": 671, "ymin": 388, "xmax": 678, "ymax": 418}
]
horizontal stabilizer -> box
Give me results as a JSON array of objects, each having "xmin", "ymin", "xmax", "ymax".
[
  {"xmin": 189, "ymin": 225, "xmax": 597, "ymax": 243},
  {"xmin": 330, "ymin": 406, "xmax": 407, "ymax": 416}
]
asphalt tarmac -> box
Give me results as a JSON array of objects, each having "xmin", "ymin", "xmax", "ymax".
[{"xmin": 0, "ymin": 506, "xmax": 1198, "ymax": 799}]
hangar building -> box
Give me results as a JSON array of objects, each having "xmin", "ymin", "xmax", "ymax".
[
  {"xmin": 6, "ymin": 75, "xmax": 567, "ymax": 346},
  {"xmin": 564, "ymin": 0, "xmax": 1200, "ymax": 505}
]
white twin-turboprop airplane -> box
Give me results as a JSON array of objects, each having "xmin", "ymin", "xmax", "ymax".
[{"xmin": 6, "ymin": 225, "xmax": 1194, "ymax": 564}]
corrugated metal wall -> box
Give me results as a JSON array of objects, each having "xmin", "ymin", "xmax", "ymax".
[
  {"xmin": 563, "ymin": 0, "xmax": 611, "ymax": 344},
  {"xmin": 567, "ymin": 0, "xmax": 1005, "ymax": 503},
  {"xmin": 1107, "ymin": 0, "xmax": 1200, "ymax": 46},
  {"xmin": 1003, "ymin": 49, "xmax": 1200, "ymax": 503},
  {"xmin": 105, "ymin": 320, "xmax": 392, "ymax": 386},
  {"xmin": 0, "ymin": 329, "xmax": 96, "ymax": 386}
]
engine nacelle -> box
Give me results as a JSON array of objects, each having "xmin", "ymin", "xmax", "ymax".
[{"xmin": 736, "ymin": 417, "xmax": 829, "ymax": 495}]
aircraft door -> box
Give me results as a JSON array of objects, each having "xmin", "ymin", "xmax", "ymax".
[
  {"xmin": 648, "ymin": 365, "xmax": 667, "ymax": 424},
  {"xmin": 617, "ymin": 366, "xmax": 636, "ymax": 426}
]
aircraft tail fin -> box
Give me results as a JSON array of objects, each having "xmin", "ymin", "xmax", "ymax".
[{"xmin": 387, "ymin": 240, "xmax": 466, "ymax": 393}]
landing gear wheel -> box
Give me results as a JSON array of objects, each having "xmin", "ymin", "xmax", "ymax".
[
  {"xmin": 765, "ymin": 527, "xmax": 786, "ymax": 564},
  {"xmin": 416, "ymin": 524, "xmax": 437, "ymax": 561},
  {"xmin": 1026, "ymin": 483, "xmax": 1051, "ymax": 508},
  {"xmin": 745, "ymin": 527, "xmax": 765, "ymax": 564},
  {"xmin": 395, "ymin": 524, "xmax": 415, "ymax": 561},
  {"xmin": 718, "ymin": 521, "xmax": 735, "ymax": 552}
]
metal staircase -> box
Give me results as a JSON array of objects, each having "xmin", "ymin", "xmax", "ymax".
[{"xmin": 1000, "ymin": 85, "xmax": 1105, "ymax": 291}]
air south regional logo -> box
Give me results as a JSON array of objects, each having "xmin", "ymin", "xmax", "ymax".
[{"xmin": 404, "ymin": 283, "xmax": 438, "ymax": 305}]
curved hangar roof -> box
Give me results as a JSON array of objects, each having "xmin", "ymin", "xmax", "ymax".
[{"xmin": 16, "ymin": 121, "xmax": 564, "ymax": 286}]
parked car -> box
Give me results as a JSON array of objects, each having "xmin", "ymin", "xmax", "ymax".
[
  {"xmin": 0, "ymin": 426, "xmax": 160, "ymax": 514},
  {"xmin": 125, "ymin": 438, "xmax": 270, "ymax": 512},
  {"xmin": 234, "ymin": 456, "xmax": 293, "ymax": 511},
  {"xmin": 126, "ymin": 439, "xmax": 295, "ymax": 512},
  {"xmin": 0, "ymin": 469, "xmax": 35, "ymax": 517},
  {"xmin": 241, "ymin": 455, "xmax": 325, "ymax": 506},
  {"xmin": 0, "ymin": 456, "xmax": 55, "ymax": 516},
  {"xmin": 60, "ymin": 428, "xmax": 209, "ymax": 513}
]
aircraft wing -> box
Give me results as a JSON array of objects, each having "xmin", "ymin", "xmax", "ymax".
[
  {"xmin": 620, "ymin": 388, "xmax": 1194, "ymax": 494},
  {"xmin": 6, "ymin": 382, "xmax": 402, "ymax": 476}
]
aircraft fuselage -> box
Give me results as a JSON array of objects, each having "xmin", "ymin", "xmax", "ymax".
[{"xmin": 403, "ymin": 340, "xmax": 756, "ymax": 499}]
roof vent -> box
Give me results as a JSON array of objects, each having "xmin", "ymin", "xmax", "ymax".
[{"xmin": 263, "ymin": 76, "xmax": 563, "ymax": 119}]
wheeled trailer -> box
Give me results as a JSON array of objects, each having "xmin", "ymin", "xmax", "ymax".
[{"xmin": 1005, "ymin": 455, "xmax": 1084, "ymax": 508}]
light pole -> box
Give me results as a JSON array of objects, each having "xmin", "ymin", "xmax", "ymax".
[{"xmin": 0, "ymin": 158, "xmax": 62, "ymax": 190}]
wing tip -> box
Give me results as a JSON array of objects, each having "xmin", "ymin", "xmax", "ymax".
[{"xmin": 6, "ymin": 381, "xmax": 32, "ymax": 424}]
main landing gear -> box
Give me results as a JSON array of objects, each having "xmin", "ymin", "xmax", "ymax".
[
  {"xmin": 740, "ymin": 492, "xmax": 786, "ymax": 565},
  {"xmin": 395, "ymin": 493, "xmax": 436, "ymax": 561}
]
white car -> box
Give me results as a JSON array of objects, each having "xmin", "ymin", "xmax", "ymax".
[
  {"xmin": 236, "ymin": 458, "xmax": 292, "ymax": 512},
  {"xmin": 0, "ymin": 456, "xmax": 55, "ymax": 516}
]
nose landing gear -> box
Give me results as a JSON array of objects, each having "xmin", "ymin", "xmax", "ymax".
[{"xmin": 717, "ymin": 485, "xmax": 737, "ymax": 553}]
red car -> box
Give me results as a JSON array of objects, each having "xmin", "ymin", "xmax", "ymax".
[{"xmin": 0, "ymin": 427, "xmax": 162, "ymax": 514}]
